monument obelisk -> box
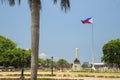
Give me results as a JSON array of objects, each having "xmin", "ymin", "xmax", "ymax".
[{"xmin": 72, "ymin": 48, "xmax": 82, "ymax": 71}]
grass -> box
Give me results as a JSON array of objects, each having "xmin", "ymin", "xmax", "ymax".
[{"xmin": 0, "ymin": 70, "xmax": 120, "ymax": 78}]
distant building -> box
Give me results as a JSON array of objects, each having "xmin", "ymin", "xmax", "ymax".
[
  {"xmin": 92, "ymin": 63, "xmax": 107, "ymax": 70},
  {"xmin": 72, "ymin": 48, "xmax": 82, "ymax": 71}
]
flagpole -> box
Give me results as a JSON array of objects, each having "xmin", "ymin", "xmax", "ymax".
[
  {"xmin": 91, "ymin": 23, "xmax": 95, "ymax": 71},
  {"xmin": 81, "ymin": 17, "xmax": 95, "ymax": 71}
]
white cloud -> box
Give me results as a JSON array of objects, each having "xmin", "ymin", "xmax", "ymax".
[{"xmin": 39, "ymin": 53, "xmax": 46, "ymax": 59}]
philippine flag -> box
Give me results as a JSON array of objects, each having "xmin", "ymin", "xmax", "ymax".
[{"xmin": 81, "ymin": 17, "xmax": 93, "ymax": 24}]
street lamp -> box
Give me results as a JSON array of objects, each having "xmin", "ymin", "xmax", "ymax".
[
  {"xmin": 51, "ymin": 56, "xmax": 53, "ymax": 76},
  {"xmin": 20, "ymin": 50, "xmax": 25, "ymax": 80}
]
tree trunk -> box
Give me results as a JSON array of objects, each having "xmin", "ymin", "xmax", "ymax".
[{"xmin": 31, "ymin": 0, "xmax": 40, "ymax": 80}]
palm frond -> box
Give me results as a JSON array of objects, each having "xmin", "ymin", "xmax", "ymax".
[
  {"xmin": 9, "ymin": 0, "xmax": 15, "ymax": 6},
  {"xmin": 0, "ymin": 0, "xmax": 4, "ymax": 5},
  {"xmin": 28, "ymin": 0, "xmax": 32, "ymax": 9},
  {"xmin": 18, "ymin": 0, "xmax": 21, "ymax": 5},
  {"xmin": 61, "ymin": 0, "xmax": 70, "ymax": 12},
  {"xmin": 53, "ymin": 0, "xmax": 57, "ymax": 4},
  {"xmin": 0, "ymin": 0, "xmax": 10, "ymax": 5},
  {"xmin": 0, "ymin": 0, "xmax": 21, "ymax": 6}
]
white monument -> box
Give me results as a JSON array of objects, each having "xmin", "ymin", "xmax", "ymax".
[{"xmin": 72, "ymin": 48, "xmax": 82, "ymax": 71}]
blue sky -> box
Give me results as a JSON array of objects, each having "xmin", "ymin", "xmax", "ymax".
[{"xmin": 0, "ymin": 0, "xmax": 120, "ymax": 64}]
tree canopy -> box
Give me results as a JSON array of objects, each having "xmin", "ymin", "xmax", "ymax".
[
  {"xmin": 57, "ymin": 59, "xmax": 70, "ymax": 71},
  {"xmin": 101, "ymin": 39, "xmax": 120, "ymax": 69},
  {"xmin": 0, "ymin": 35, "xmax": 72, "ymax": 69},
  {"xmin": 0, "ymin": 35, "xmax": 31, "ymax": 68},
  {"xmin": 0, "ymin": 35, "xmax": 16, "ymax": 53}
]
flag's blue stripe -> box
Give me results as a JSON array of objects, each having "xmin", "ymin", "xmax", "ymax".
[{"xmin": 85, "ymin": 17, "xmax": 92, "ymax": 21}]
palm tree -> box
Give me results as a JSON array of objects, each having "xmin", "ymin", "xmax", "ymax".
[{"xmin": 1, "ymin": 0, "xmax": 70, "ymax": 80}]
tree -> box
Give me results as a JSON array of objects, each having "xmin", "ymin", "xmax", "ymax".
[
  {"xmin": 57, "ymin": 59, "xmax": 70, "ymax": 71},
  {"xmin": 38, "ymin": 58, "xmax": 46, "ymax": 67},
  {"xmin": 82, "ymin": 62, "xmax": 90, "ymax": 68},
  {"xmin": 0, "ymin": 35, "xmax": 31, "ymax": 68},
  {"xmin": 0, "ymin": 48, "xmax": 31, "ymax": 68},
  {"xmin": 101, "ymin": 39, "xmax": 120, "ymax": 69},
  {"xmin": 0, "ymin": 35, "xmax": 16, "ymax": 53},
  {"xmin": 1, "ymin": 0, "xmax": 70, "ymax": 80},
  {"xmin": 45, "ymin": 59, "xmax": 51, "ymax": 69},
  {"xmin": 0, "ymin": 35, "xmax": 16, "ymax": 66}
]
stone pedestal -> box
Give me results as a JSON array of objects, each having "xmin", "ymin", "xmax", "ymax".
[
  {"xmin": 72, "ymin": 58, "xmax": 82, "ymax": 71},
  {"xmin": 72, "ymin": 48, "xmax": 82, "ymax": 71}
]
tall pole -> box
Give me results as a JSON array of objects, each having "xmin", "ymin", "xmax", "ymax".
[{"xmin": 91, "ymin": 23, "xmax": 95, "ymax": 71}]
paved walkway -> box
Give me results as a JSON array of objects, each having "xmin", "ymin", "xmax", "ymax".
[
  {"xmin": 0, "ymin": 76, "xmax": 120, "ymax": 80},
  {"xmin": 82, "ymin": 77, "xmax": 120, "ymax": 80}
]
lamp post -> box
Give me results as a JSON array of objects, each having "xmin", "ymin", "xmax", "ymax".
[
  {"xmin": 51, "ymin": 56, "xmax": 53, "ymax": 76},
  {"xmin": 20, "ymin": 50, "xmax": 25, "ymax": 80}
]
